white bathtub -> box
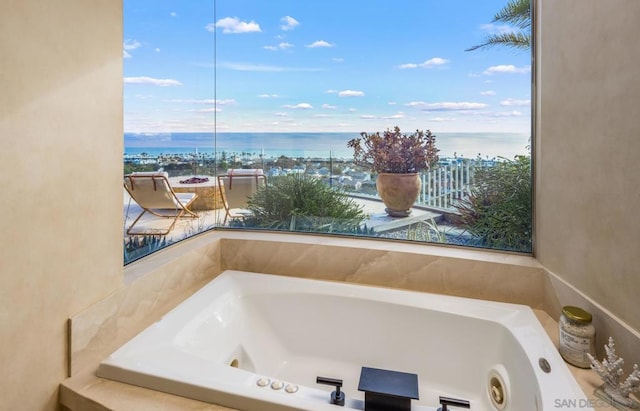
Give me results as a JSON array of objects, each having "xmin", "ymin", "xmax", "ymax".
[{"xmin": 97, "ymin": 270, "xmax": 593, "ymax": 411}]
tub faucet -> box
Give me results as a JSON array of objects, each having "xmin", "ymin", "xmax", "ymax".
[
  {"xmin": 438, "ymin": 396, "xmax": 470, "ymax": 410},
  {"xmin": 316, "ymin": 376, "xmax": 345, "ymax": 406}
]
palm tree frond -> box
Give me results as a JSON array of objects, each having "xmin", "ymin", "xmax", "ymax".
[
  {"xmin": 465, "ymin": 32, "xmax": 530, "ymax": 52},
  {"xmin": 466, "ymin": 0, "xmax": 531, "ymax": 52},
  {"xmin": 493, "ymin": 0, "xmax": 531, "ymax": 29}
]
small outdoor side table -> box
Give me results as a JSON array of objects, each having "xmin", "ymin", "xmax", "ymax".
[{"xmin": 168, "ymin": 176, "xmax": 224, "ymax": 211}]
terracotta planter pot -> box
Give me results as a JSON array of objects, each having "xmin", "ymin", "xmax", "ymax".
[{"xmin": 376, "ymin": 173, "xmax": 421, "ymax": 217}]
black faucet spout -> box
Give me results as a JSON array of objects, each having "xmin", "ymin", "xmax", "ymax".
[
  {"xmin": 357, "ymin": 367, "xmax": 419, "ymax": 411},
  {"xmin": 316, "ymin": 376, "xmax": 345, "ymax": 406},
  {"xmin": 438, "ymin": 396, "xmax": 471, "ymax": 410}
]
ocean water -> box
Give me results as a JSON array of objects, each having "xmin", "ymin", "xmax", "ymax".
[{"xmin": 124, "ymin": 132, "xmax": 530, "ymax": 160}]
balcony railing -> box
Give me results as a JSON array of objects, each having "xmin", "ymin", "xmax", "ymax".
[{"xmin": 418, "ymin": 161, "xmax": 475, "ymax": 211}]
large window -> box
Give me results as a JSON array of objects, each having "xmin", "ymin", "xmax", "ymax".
[{"xmin": 123, "ymin": 0, "xmax": 532, "ymax": 264}]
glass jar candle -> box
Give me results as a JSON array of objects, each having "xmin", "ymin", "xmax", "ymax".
[{"xmin": 559, "ymin": 305, "xmax": 596, "ymax": 368}]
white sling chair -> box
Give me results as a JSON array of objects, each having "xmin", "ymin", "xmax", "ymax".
[
  {"xmin": 124, "ymin": 172, "xmax": 198, "ymax": 235},
  {"xmin": 217, "ymin": 169, "xmax": 267, "ymax": 224}
]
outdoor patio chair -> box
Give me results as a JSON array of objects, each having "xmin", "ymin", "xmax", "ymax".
[
  {"xmin": 217, "ymin": 169, "xmax": 267, "ymax": 224},
  {"xmin": 124, "ymin": 172, "xmax": 198, "ymax": 235}
]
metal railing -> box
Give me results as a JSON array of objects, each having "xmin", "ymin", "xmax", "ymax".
[{"xmin": 418, "ymin": 162, "xmax": 475, "ymax": 211}]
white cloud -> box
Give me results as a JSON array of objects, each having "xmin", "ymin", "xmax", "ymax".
[
  {"xmin": 348, "ymin": 108, "xmax": 358, "ymax": 112},
  {"xmin": 264, "ymin": 42, "xmax": 293, "ymax": 51},
  {"xmin": 155, "ymin": 48, "xmax": 160, "ymax": 53},
  {"xmin": 483, "ymin": 65, "xmax": 531, "ymax": 75},
  {"xmin": 209, "ymin": 17, "xmax": 261, "ymax": 34},
  {"xmin": 322, "ymin": 104, "xmax": 337, "ymax": 109},
  {"xmin": 481, "ymin": 90, "xmax": 496, "ymax": 96},
  {"xmin": 305, "ymin": 40, "xmax": 333, "ymax": 48},
  {"xmin": 164, "ymin": 98, "xmax": 236, "ymax": 106},
  {"xmin": 325, "ymin": 90, "xmax": 338, "ymax": 94},
  {"xmin": 161, "ymin": 99, "xmax": 229, "ymax": 115},
  {"xmin": 123, "ymin": 39, "xmax": 141, "ymax": 51},
  {"xmin": 124, "ymin": 76, "xmax": 183, "ymax": 87},
  {"xmin": 215, "ymin": 99, "xmax": 237, "ymax": 106},
  {"xmin": 490, "ymin": 110, "xmax": 523, "ymax": 117},
  {"xmin": 338, "ymin": 90, "xmax": 365, "ymax": 97},
  {"xmin": 405, "ymin": 101, "xmax": 487, "ymax": 111},
  {"xmin": 399, "ymin": 57, "xmax": 449, "ymax": 69},
  {"xmin": 258, "ymin": 94, "xmax": 280, "ymax": 98},
  {"xmin": 430, "ymin": 117, "xmax": 457, "ymax": 122},
  {"xmin": 360, "ymin": 115, "xmax": 376, "ymax": 119},
  {"xmin": 274, "ymin": 112, "xmax": 289, "ymax": 117},
  {"xmin": 193, "ymin": 108, "xmax": 221, "ymax": 113},
  {"xmin": 283, "ymin": 103, "xmax": 313, "ymax": 109},
  {"xmin": 332, "ymin": 57, "xmax": 344, "ymax": 63},
  {"xmin": 123, "ymin": 39, "xmax": 140, "ymax": 58},
  {"xmin": 170, "ymin": 12, "xmax": 177, "ymax": 17},
  {"xmin": 218, "ymin": 62, "xmax": 322, "ymax": 72},
  {"xmin": 420, "ymin": 57, "xmax": 450, "ymax": 68},
  {"xmin": 280, "ymin": 16, "xmax": 300, "ymax": 31},
  {"xmin": 500, "ymin": 98, "xmax": 530, "ymax": 106},
  {"xmin": 383, "ymin": 113, "xmax": 405, "ymax": 119},
  {"xmin": 480, "ymin": 23, "xmax": 515, "ymax": 34}
]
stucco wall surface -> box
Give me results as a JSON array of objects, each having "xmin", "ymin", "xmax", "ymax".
[{"xmin": 0, "ymin": 1, "xmax": 123, "ymax": 410}]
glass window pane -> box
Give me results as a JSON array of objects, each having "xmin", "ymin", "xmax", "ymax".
[{"xmin": 124, "ymin": 0, "xmax": 532, "ymax": 264}]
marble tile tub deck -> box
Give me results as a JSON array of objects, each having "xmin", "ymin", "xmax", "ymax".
[
  {"xmin": 62, "ymin": 231, "xmax": 633, "ymax": 411},
  {"xmin": 60, "ymin": 310, "xmax": 610, "ymax": 411}
]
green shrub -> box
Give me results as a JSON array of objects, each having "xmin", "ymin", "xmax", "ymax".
[
  {"xmin": 455, "ymin": 155, "xmax": 532, "ymax": 252},
  {"xmin": 123, "ymin": 163, "xmax": 156, "ymax": 175},
  {"xmin": 124, "ymin": 235, "xmax": 168, "ymax": 264},
  {"xmin": 242, "ymin": 174, "xmax": 368, "ymax": 233}
]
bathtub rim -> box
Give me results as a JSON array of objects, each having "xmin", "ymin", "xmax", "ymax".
[
  {"xmin": 62, "ymin": 230, "xmax": 630, "ymax": 411},
  {"xmin": 96, "ymin": 269, "xmax": 593, "ymax": 411}
]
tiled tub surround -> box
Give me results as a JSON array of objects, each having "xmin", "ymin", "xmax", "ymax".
[
  {"xmin": 61, "ymin": 231, "xmax": 640, "ymax": 411},
  {"xmin": 97, "ymin": 270, "xmax": 591, "ymax": 411}
]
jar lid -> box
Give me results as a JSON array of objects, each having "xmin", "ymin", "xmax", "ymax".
[{"xmin": 562, "ymin": 306, "xmax": 592, "ymax": 323}]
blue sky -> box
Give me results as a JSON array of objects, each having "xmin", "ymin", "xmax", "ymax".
[{"xmin": 124, "ymin": 0, "xmax": 531, "ymax": 134}]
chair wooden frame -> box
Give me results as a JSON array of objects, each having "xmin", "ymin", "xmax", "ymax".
[
  {"xmin": 124, "ymin": 173, "xmax": 198, "ymax": 235},
  {"xmin": 217, "ymin": 170, "xmax": 267, "ymax": 224}
]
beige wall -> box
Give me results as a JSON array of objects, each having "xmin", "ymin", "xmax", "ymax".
[
  {"xmin": 536, "ymin": 0, "xmax": 640, "ymax": 332},
  {"xmin": 0, "ymin": 1, "xmax": 123, "ymax": 410}
]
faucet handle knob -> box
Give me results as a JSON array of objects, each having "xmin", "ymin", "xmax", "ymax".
[
  {"xmin": 438, "ymin": 396, "xmax": 470, "ymax": 410},
  {"xmin": 316, "ymin": 376, "xmax": 345, "ymax": 406}
]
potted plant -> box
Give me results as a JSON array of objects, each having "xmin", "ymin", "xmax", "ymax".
[{"xmin": 348, "ymin": 126, "xmax": 439, "ymax": 217}]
